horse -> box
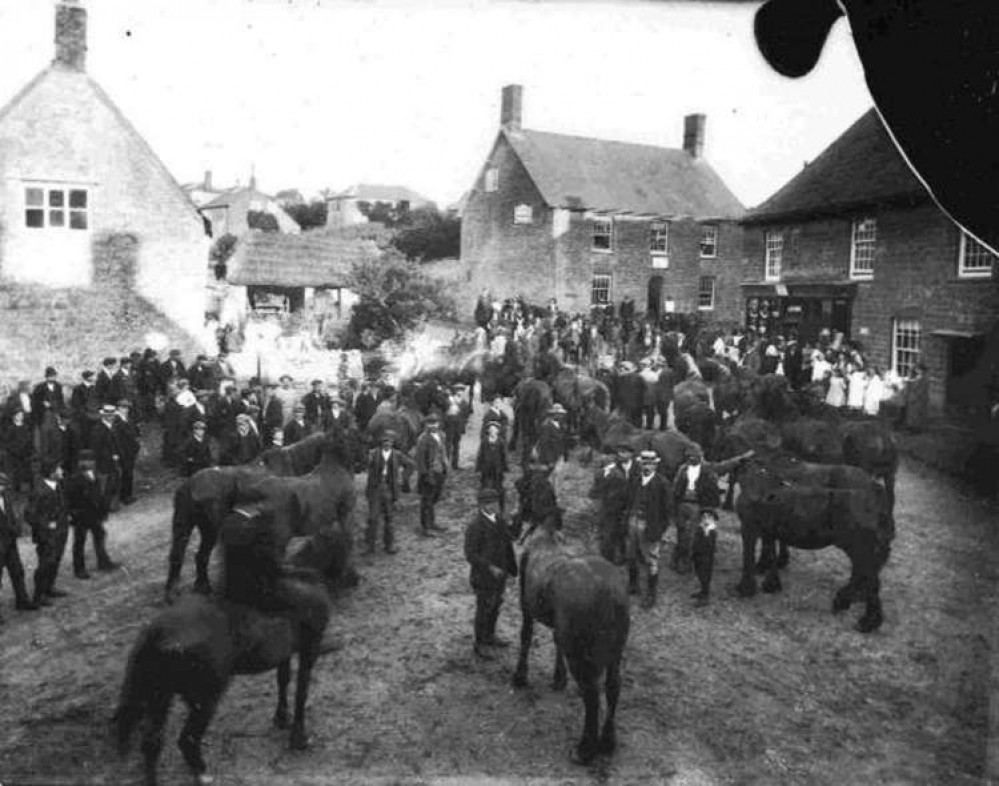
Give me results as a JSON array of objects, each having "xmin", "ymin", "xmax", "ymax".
[
  {"xmin": 734, "ymin": 455, "xmax": 894, "ymax": 633},
  {"xmin": 581, "ymin": 405, "xmax": 697, "ymax": 479},
  {"xmin": 115, "ymin": 507, "xmax": 346, "ymax": 786},
  {"xmin": 510, "ymin": 492, "xmax": 630, "ymax": 765},
  {"xmin": 511, "ymin": 377, "xmax": 553, "ymax": 464}
]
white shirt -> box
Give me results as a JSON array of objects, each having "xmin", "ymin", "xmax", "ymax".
[
  {"xmin": 381, "ymin": 448, "xmax": 392, "ymax": 478},
  {"xmin": 685, "ymin": 463, "xmax": 702, "ymax": 496}
]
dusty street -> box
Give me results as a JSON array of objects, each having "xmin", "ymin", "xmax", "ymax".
[{"xmin": 0, "ymin": 414, "xmax": 995, "ymax": 786}]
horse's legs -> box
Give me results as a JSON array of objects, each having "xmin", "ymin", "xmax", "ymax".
[
  {"xmin": 735, "ymin": 523, "xmax": 758, "ymax": 597},
  {"xmin": 755, "ymin": 534, "xmax": 775, "ymax": 574},
  {"xmin": 599, "ymin": 660, "xmax": 622, "ymax": 754},
  {"xmin": 722, "ymin": 472, "xmax": 735, "ymax": 511},
  {"xmin": 289, "ymin": 646, "xmax": 319, "ymax": 750},
  {"xmin": 177, "ymin": 691, "xmax": 222, "ymax": 783},
  {"xmin": 165, "ymin": 512, "xmax": 194, "ymax": 602},
  {"xmin": 776, "ymin": 538, "xmax": 790, "ymax": 570},
  {"xmin": 856, "ymin": 574, "xmax": 884, "ymax": 633},
  {"xmin": 194, "ymin": 516, "xmax": 220, "ymax": 594},
  {"xmin": 552, "ymin": 641, "xmax": 567, "ymax": 691},
  {"xmin": 832, "ymin": 567, "xmax": 859, "ymax": 613},
  {"xmin": 139, "ymin": 690, "xmax": 171, "ymax": 786},
  {"xmin": 760, "ymin": 536, "xmax": 782, "ymax": 593},
  {"xmin": 511, "ymin": 611, "xmax": 534, "ymax": 688},
  {"xmin": 571, "ymin": 671, "xmax": 601, "ymax": 765},
  {"xmin": 273, "ymin": 659, "xmax": 291, "ymax": 729}
]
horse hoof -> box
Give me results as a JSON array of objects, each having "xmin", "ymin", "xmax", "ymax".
[
  {"xmin": 761, "ymin": 577, "xmax": 782, "ymax": 594},
  {"xmin": 273, "ymin": 712, "xmax": 290, "ymax": 730},
  {"xmin": 511, "ymin": 672, "xmax": 528, "ymax": 689},
  {"xmin": 570, "ymin": 744, "xmax": 597, "ymax": 766},
  {"xmin": 289, "ymin": 731, "xmax": 311, "ymax": 751},
  {"xmin": 598, "ymin": 733, "xmax": 617, "ymax": 755},
  {"xmin": 754, "ymin": 562, "xmax": 770, "ymax": 576},
  {"xmin": 832, "ymin": 595, "xmax": 851, "ymax": 614},
  {"xmin": 855, "ymin": 614, "xmax": 883, "ymax": 634}
]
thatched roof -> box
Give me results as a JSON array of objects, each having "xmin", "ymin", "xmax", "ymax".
[{"xmin": 227, "ymin": 232, "xmax": 379, "ymax": 288}]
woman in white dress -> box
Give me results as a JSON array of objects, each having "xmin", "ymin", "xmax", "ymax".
[
  {"xmin": 846, "ymin": 363, "xmax": 867, "ymax": 411},
  {"xmin": 825, "ymin": 367, "xmax": 847, "ymax": 408},
  {"xmin": 863, "ymin": 367, "xmax": 886, "ymax": 416}
]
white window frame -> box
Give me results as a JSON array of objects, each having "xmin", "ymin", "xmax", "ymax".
[
  {"xmin": 25, "ymin": 185, "xmax": 89, "ymax": 230},
  {"xmin": 484, "ymin": 167, "xmax": 499, "ymax": 193},
  {"xmin": 697, "ymin": 276, "xmax": 715, "ymax": 311},
  {"xmin": 700, "ymin": 224, "xmax": 718, "ymax": 258},
  {"xmin": 892, "ymin": 318, "xmax": 921, "ymax": 378},
  {"xmin": 764, "ymin": 230, "xmax": 783, "ymax": 281},
  {"xmin": 850, "ymin": 217, "xmax": 876, "ymax": 279},
  {"xmin": 650, "ymin": 220, "xmax": 669, "ymax": 256},
  {"xmin": 592, "ymin": 217, "xmax": 613, "ymax": 252},
  {"xmin": 958, "ymin": 231, "xmax": 996, "ymax": 278},
  {"xmin": 513, "ymin": 204, "xmax": 533, "ymax": 224},
  {"xmin": 591, "ymin": 274, "xmax": 611, "ymax": 305}
]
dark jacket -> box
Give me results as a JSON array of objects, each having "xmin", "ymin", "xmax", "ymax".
[
  {"xmin": 365, "ymin": 447, "xmax": 414, "ymax": 502},
  {"xmin": 39, "ymin": 420, "xmax": 81, "ymax": 474},
  {"xmin": 283, "ymin": 419, "xmax": 308, "ymax": 447},
  {"xmin": 113, "ymin": 417, "xmax": 141, "ymax": 465},
  {"xmin": 30, "ymin": 381, "xmax": 65, "ymax": 426},
  {"xmin": 353, "ymin": 392, "xmax": 378, "ymax": 432},
  {"xmin": 414, "ymin": 431, "xmax": 448, "ymax": 477},
  {"xmin": 70, "ymin": 382, "xmax": 99, "ymax": 424},
  {"xmin": 180, "ymin": 435, "xmax": 213, "ymax": 477},
  {"xmin": 0, "ymin": 490, "xmax": 19, "ymax": 538},
  {"xmin": 24, "ymin": 480, "xmax": 68, "ymax": 536},
  {"xmin": 94, "ymin": 370, "xmax": 116, "ymax": 406},
  {"xmin": 261, "ymin": 396, "xmax": 284, "ymax": 443},
  {"xmin": 219, "ymin": 429, "xmax": 261, "ymax": 466},
  {"xmin": 464, "ymin": 511, "xmax": 518, "ymax": 591},
  {"xmin": 673, "ymin": 462, "xmax": 721, "ymax": 509},
  {"xmin": 109, "ymin": 370, "xmax": 138, "ymax": 408},
  {"xmin": 65, "ymin": 470, "xmax": 107, "ymax": 524},
  {"xmin": 480, "ymin": 407, "xmax": 510, "ymax": 443},
  {"xmin": 632, "ymin": 472, "xmax": 672, "ymax": 541},
  {"xmin": 302, "ymin": 391, "xmax": 330, "ymax": 431},
  {"xmin": 90, "ymin": 422, "xmax": 122, "ymax": 475},
  {"xmin": 475, "ymin": 439, "xmax": 508, "ymax": 486},
  {"xmin": 535, "ymin": 417, "xmax": 565, "ymax": 465}
]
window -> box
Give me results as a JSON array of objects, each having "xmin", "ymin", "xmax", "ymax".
[
  {"xmin": 592, "ymin": 218, "xmax": 613, "ymax": 251},
  {"xmin": 698, "ymin": 276, "xmax": 715, "ymax": 310},
  {"xmin": 959, "ymin": 231, "xmax": 996, "ymax": 278},
  {"xmin": 25, "ymin": 186, "xmax": 88, "ymax": 230},
  {"xmin": 591, "ymin": 274, "xmax": 611, "ymax": 305},
  {"xmin": 700, "ymin": 224, "xmax": 718, "ymax": 258},
  {"xmin": 650, "ymin": 220, "xmax": 669, "ymax": 255},
  {"xmin": 851, "ymin": 217, "xmax": 876, "ymax": 279},
  {"xmin": 513, "ymin": 204, "xmax": 533, "ymax": 224},
  {"xmin": 484, "ymin": 167, "xmax": 499, "ymax": 192},
  {"xmin": 892, "ymin": 319, "xmax": 921, "ymax": 378},
  {"xmin": 765, "ymin": 230, "xmax": 783, "ymax": 280}
]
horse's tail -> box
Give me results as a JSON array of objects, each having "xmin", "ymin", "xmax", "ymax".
[{"xmin": 112, "ymin": 624, "xmax": 161, "ymax": 756}]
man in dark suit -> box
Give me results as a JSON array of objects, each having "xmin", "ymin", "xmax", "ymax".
[
  {"xmin": 159, "ymin": 349, "xmax": 186, "ymax": 391},
  {"xmin": 480, "ymin": 394, "xmax": 509, "ymax": 445},
  {"xmin": 443, "ymin": 385, "xmax": 471, "ymax": 470},
  {"xmin": 364, "ymin": 430, "xmax": 415, "ymax": 556},
  {"xmin": 593, "ymin": 442, "xmax": 641, "ymax": 565},
  {"xmin": 326, "ymin": 396, "xmax": 354, "ymax": 433},
  {"xmin": 282, "ymin": 404, "xmax": 308, "ymax": 447},
  {"xmin": 65, "ymin": 450, "xmax": 119, "ymax": 579},
  {"xmin": 353, "ymin": 382, "xmax": 378, "ymax": 434},
  {"xmin": 0, "ymin": 471, "xmax": 39, "ymax": 618},
  {"xmin": 260, "ymin": 381, "xmax": 285, "ymax": 447},
  {"xmin": 302, "ymin": 379, "xmax": 330, "ymax": 434},
  {"xmin": 179, "ymin": 420, "xmax": 213, "ymax": 477},
  {"xmin": 475, "ymin": 421, "xmax": 508, "ymax": 512},
  {"xmin": 24, "ymin": 462, "xmax": 70, "ymax": 605},
  {"xmin": 90, "ymin": 405, "xmax": 122, "ymax": 512},
  {"xmin": 113, "ymin": 400, "xmax": 141, "ymax": 505},
  {"xmin": 109, "ymin": 356, "xmax": 138, "ymax": 411},
  {"xmin": 672, "ymin": 444, "xmax": 720, "ymax": 576},
  {"xmin": 219, "ymin": 414, "xmax": 261, "ymax": 466},
  {"xmin": 627, "ymin": 450, "xmax": 673, "ymax": 608},
  {"xmin": 31, "ymin": 366, "xmax": 65, "ymax": 429},
  {"xmin": 38, "ymin": 410, "xmax": 81, "ymax": 476},
  {"xmin": 186, "ymin": 354, "xmax": 212, "ymax": 393},
  {"xmin": 94, "ymin": 357, "xmax": 118, "ymax": 406},
  {"xmin": 463, "ymin": 487, "xmax": 517, "ymax": 660},
  {"xmin": 414, "ymin": 414, "xmax": 449, "ymax": 536},
  {"xmin": 70, "ymin": 370, "xmax": 99, "ymax": 448},
  {"xmin": 3, "ymin": 408, "xmax": 35, "ymax": 494}
]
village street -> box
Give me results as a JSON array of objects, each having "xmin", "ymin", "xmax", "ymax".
[{"xmin": 0, "ymin": 409, "xmax": 995, "ymax": 785}]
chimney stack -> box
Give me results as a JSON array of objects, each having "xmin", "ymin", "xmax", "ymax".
[
  {"xmin": 501, "ymin": 85, "xmax": 523, "ymax": 132},
  {"xmin": 54, "ymin": 0, "xmax": 87, "ymax": 71},
  {"xmin": 683, "ymin": 113, "xmax": 706, "ymax": 158},
  {"xmin": 203, "ymin": 170, "xmax": 213, "ymax": 191}
]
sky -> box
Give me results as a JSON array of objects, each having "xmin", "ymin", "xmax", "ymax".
[{"xmin": 0, "ymin": 0, "xmax": 874, "ymax": 210}]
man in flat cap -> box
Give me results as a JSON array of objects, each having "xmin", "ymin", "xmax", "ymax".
[
  {"xmin": 282, "ymin": 403, "xmax": 308, "ymax": 447},
  {"xmin": 627, "ymin": 450, "xmax": 671, "ymax": 608},
  {"xmin": 220, "ymin": 413, "xmax": 261, "ymax": 466},
  {"xmin": 464, "ymin": 486, "xmax": 518, "ymax": 660},
  {"xmin": 0, "ymin": 471, "xmax": 40, "ymax": 618},
  {"xmin": 326, "ymin": 395, "xmax": 353, "ymax": 433},
  {"xmin": 302, "ymin": 379, "xmax": 330, "ymax": 434},
  {"xmin": 70, "ymin": 370, "xmax": 99, "ymax": 445},
  {"xmin": 443, "ymin": 384, "xmax": 471, "ymax": 470},
  {"xmin": 38, "ymin": 409, "xmax": 80, "ymax": 477},
  {"xmin": 475, "ymin": 420, "xmax": 509, "ymax": 513},
  {"xmin": 90, "ymin": 404, "xmax": 123, "ymax": 512},
  {"xmin": 158, "ymin": 349, "xmax": 186, "ymax": 392},
  {"xmin": 113, "ymin": 400, "xmax": 141, "ymax": 505},
  {"xmin": 66, "ymin": 450, "xmax": 119, "ymax": 579},
  {"xmin": 31, "ymin": 366, "xmax": 65, "ymax": 430},
  {"xmin": 592, "ymin": 441, "xmax": 641, "ymax": 565},
  {"xmin": 414, "ymin": 414, "xmax": 449, "ymax": 536},
  {"xmin": 364, "ymin": 430, "xmax": 415, "ymax": 556},
  {"xmin": 186, "ymin": 354, "xmax": 212, "ymax": 394},
  {"xmin": 95, "ymin": 357, "xmax": 118, "ymax": 406},
  {"xmin": 24, "ymin": 462, "xmax": 69, "ymax": 605},
  {"xmin": 180, "ymin": 420, "xmax": 213, "ymax": 477},
  {"xmin": 260, "ymin": 380, "xmax": 285, "ymax": 448},
  {"xmin": 109, "ymin": 356, "xmax": 137, "ymax": 412}
]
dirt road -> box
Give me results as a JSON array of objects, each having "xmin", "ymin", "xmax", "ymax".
[{"xmin": 0, "ymin": 417, "xmax": 995, "ymax": 785}]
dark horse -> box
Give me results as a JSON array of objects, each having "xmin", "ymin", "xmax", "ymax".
[
  {"xmin": 115, "ymin": 505, "xmax": 348, "ymax": 786},
  {"xmin": 734, "ymin": 456, "xmax": 894, "ymax": 633},
  {"xmin": 511, "ymin": 478, "xmax": 630, "ymax": 765}
]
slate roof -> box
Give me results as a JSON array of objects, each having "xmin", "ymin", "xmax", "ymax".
[
  {"xmin": 227, "ymin": 232, "xmax": 379, "ymax": 288},
  {"xmin": 745, "ymin": 109, "xmax": 930, "ymax": 223},
  {"xmin": 502, "ymin": 128, "xmax": 745, "ymax": 220},
  {"xmin": 333, "ymin": 184, "xmax": 433, "ymax": 206}
]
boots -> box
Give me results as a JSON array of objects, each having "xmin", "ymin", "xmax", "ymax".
[
  {"xmin": 13, "ymin": 573, "xmax": 39, "ymax": 611},
  {"xmin": 641, "ymin": 574, "xmax": 659, "ymax": 609},
  {"xmin": 32, "ymin": 570, "xmax": 52, "ymax": 607},
  {"xmin": 94, "ymin": 530, "xmax": 120, "ymax": 572},
  {"xmin": 627, "ymin": 564, "xmax": 639, "ymax": 595}
]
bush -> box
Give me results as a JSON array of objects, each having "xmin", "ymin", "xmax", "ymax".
[
  {"xmin": 209, "ymin": 234, "xmax": 238, "ymax": 280},
  {"xmin": 344, "ymin": 251, "xmax": 456, "ymax": 349}
]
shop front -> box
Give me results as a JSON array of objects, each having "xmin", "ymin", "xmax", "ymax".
[{"xmin": 741, "ymin": 281, "xmax": 857, "ymax": 343}]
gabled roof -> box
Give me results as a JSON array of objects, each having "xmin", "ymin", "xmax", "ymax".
[
  {"xmin": 227, "ymin": 232, "xmax": 379, "ymax": 288},
  {"xmin": 745, "ymin": 109, "xmax": 930, "ymax": 223},
  {"xmin": 502, "ymin": 128, "xmax": 744, "ymax": 220},
  {"xmin": 332, "ymin": 184, "xmax": 433, "ymax": 205}
]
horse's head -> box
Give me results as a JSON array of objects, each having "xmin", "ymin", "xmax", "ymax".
[{"xmin": 580, "ymin": 403, "xmax": 609, "ymax": 449}]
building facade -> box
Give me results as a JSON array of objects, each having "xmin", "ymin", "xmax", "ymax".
[
  {"xmin": 325, "ymin": 184, "xmax": 434, "ymax": 230},
  {"xmin": 0, "ymin": 0, "xmax": 210, "ymax": 339},
  {"xmin": 742, "ymin": 109, "xmax": 999, "ymax": 413},
  {"xmin": 460, "ymin": 85, "xmax": 746, "ymax": 324}
]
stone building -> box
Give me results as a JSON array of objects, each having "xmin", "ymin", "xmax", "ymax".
[
  {"xmin": 460, "ymin": 85, "xmax": 745, "ymax": 323},
  {"xmin": 0, "ymin": 0, "xmax": 210, "ymax": 339},
  {"xmin": 742, "ymin": 109, "xmax": 999, "ymax": 413},
  {"xmin": 325, "ymin": 184, "xmax": 435, "ymax": 230}
]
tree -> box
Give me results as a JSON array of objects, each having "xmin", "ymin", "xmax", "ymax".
[
  {"xmin": 247, "ymin": 210, "xmax": 280, "ymax": 233},
  {"xmin": 344, "ymin": 251, "xmax": 457, "ymax": 349},
  {"xmin": 209, "ymin": 233, "xmax": 238, "ymax": 280},
  {"xmin": 392, "ymin": 206, "xmax": 461, "ymax": 262},
  {"xmin": 283, "ymin": 199, "xmax": 328, "ymax": 231},
  {"xmin": 357, "ymin": 200, "xmax": 409, "ymax": 228}
]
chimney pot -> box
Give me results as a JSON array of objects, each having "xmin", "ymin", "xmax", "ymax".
[
  {"xmin": 54, "ymin": 1, "xmax": 87, "ymax": 71},
  {"xmin": 683, "ymin": 113, "xmax": 706, "ymax": 158},
  {"xmin": 501, "ymin": 85, "xmax": 523, "ymax": 132},
  {"xmin": 204, "ymin": 170, "xmax": 213, "ymax": 191}
]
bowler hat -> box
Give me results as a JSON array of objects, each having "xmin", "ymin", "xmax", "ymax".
[
  {"xmin": 684, "ymin": 444, "xmax": 703, "ymax": 460},
  {"xmin": 102, "ymin": 356, "xmax": 117, "ymax": 367},
  {"xmin": 639, "ymin": 450, "xmax": 660, "ymax": 464},
  {"xmin": 81, "ymin": 370, "xmax": 95, "ymax": 381},
  {"xmin": 548, "ymin": 404, "xmax": 567, "ymax": 415},
  {"xmin": 169, "ymin": 349, "xmax": 181, "ymax": 358},
  {"xmin": 44, "ymin": 366, "xmax": 58, "ymax": 377},
  {"xmin": 99, "ymin": 404, "xmax": 117, "ymax": 417},
  {"xmin": 477, "ymin": 488, "xmax": 500, "ymax": 504},
  {"xmin": 330, "ymin": 397, "xmax": 345, "ymax": 407},
  {"xmin": 39, "ymin": 461, "xmax": 60, "ymax": 478},
  {"xmin": 116, "ymin": 399, "xmax": 131, "ymax": 408},
  {"xmin": 191, "ymin": 420, "xmax": 207, "ymax": 429},
  {"xmin": 381, "ymin": 429, "xmax": 398, "ymax": 442},
  {"xmin": 423, "ymin": 414, "xmax": 440, "ymax": 426},
  {"xmin": 120, "ymin": 356, "xmax": 132, "ymax": 366}
]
